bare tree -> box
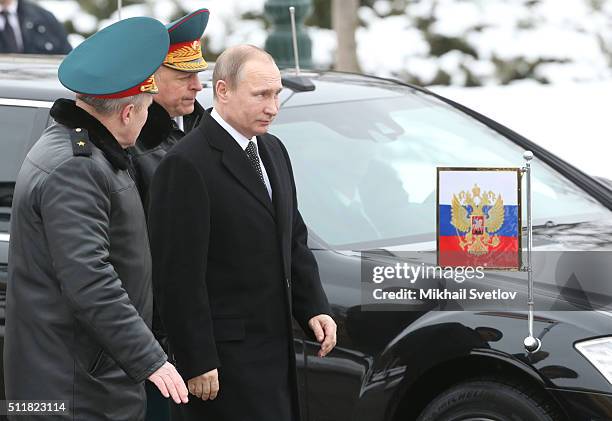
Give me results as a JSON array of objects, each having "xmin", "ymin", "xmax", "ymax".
[{"xmin": 332, "ymin": 0, "xmax": 361, "ymax": 72}]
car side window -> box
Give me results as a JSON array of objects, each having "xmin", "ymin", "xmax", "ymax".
[
  {"xmin": 273, "ymin": 94, "xmax": 610, "ymax": 248},
  {"xmin": 0, "ymin": 104, "xmax": 49, "ymax": 185},
  {"xmin": 0, "ymin": 103, "xmax": 49, "ymax": 233}
]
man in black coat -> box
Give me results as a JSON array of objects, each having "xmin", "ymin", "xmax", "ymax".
[
  {"xmin": 148, "ymin": 45, "xmax": 337, "ymax": 420},
  {"xmin": 0, "ymin": 0, "xmax": 71, "ymax": 54}
]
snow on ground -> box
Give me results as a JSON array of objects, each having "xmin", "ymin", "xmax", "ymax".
[
  {"xmin": 186, "ymin": 0, "xmax": 266, "ymax": 53},
  {"xmin": 362, "ymin": 0, "xmax": 612, "ymax": 84},
  {"xmin": 309, "ymin": 27, "xmax": 336, "ymax": 68},
  {"xmin": 39, "ymin": 0, "xmax": 97, "ymax": 33},
  {"xmin": 42, "ymin": 0, "xmax": 612, "ymax": 86},
  {"xmin": 433, "ymin": 81, "xmax": 612, "ymax": 180},
  {"xmin": 356, "ymin": 10, "xmax": 429, "ymax": 78}
]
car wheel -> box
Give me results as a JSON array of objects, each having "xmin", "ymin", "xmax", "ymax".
[{"xmin": 417, "ymin": 378, "xmax": 562, "ymax": 421}]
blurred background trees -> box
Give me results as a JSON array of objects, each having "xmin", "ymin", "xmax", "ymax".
[{"xmin": 41, "ymin": 0, "xmax": 612, "ymax": 86}]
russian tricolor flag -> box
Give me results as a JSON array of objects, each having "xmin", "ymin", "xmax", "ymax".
[{"xmin": 437, "ymin": 169, "xmax": 521, "ymax": 269}]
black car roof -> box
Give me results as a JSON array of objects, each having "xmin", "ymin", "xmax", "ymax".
[{"xmin": 0, "ymin": 54, "xmax": 414, "ymax": 106}]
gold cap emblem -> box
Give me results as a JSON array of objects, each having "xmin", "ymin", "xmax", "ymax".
[{"xmin": 139, "ymin": 75, "xmax": 158, "ymax": 94}]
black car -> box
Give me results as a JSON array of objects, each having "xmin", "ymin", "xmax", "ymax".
[{"xmin": 2, "ymin": 54, "xmax": 612, "ymax": 421}]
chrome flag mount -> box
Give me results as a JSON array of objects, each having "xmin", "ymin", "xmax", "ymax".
[
  {"xmin": 522, "ymin": 151, "xmax": 541, "ymax": 353},
  {"xmin": 436, "ymin": 152, "xmax": 540, "ymax": 353}
]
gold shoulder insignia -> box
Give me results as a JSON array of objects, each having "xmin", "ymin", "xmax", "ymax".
[{"xmin": 70, "ymin": 128, "xmax": 92, "ymax": 157}]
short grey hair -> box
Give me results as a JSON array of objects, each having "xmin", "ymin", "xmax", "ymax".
[
  {"xmin": 212, "ymin": 45, "xmax": 276, "ymax": 99},
  {"xmin": 77, "ymin": 93, "xmax": 151, "ymax": 115}
]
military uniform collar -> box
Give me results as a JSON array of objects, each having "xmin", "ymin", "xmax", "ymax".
[
  {"xmin": 183, "ymin": 99, "xmax": 205, "ymax": 133},
  {"xmin": 135, "ymin": 100, "xmax": 173, "ymax": 151},
  {"xmin": 49, "ymin": 98, "xmax": 130, "ymax": 170},
  {"xmin": 135, "ymin": 99, "xmax": 204, "ymax": 151}
]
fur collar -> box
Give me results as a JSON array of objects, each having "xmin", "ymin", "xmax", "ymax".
[
  {"xmin": 136, "ymin": 100, "xmax": 206, "ymax": 150},
  {"xmin": 49, "ymin": 98, "xmax": 129, "ymax": 170},
  {"xmin": 136, "ymin": 100, "xmax": 173, "ymax": 150}
]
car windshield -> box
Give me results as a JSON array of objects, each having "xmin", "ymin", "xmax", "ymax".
[{"xmin": 272, "ymin": 92, "xmax": 611, "ymax": 248}]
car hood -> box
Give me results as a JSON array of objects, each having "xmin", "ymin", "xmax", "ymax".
[{"xmin": 355, "ymin": 219, "xmax": 612, "ymax": 312}]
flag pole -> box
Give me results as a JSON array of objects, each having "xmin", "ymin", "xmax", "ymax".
[{"xmin": 522, "ymin": 151, "xmax": 541, "ymax": 353}]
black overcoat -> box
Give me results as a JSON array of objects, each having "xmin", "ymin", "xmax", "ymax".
[
  {"xmin": 148, "ymin": 110, "xmax": 331, "ymax": 421},
  {"xmin": 131, "ymin": 100, "xmax": 204, "ymax": 212}
]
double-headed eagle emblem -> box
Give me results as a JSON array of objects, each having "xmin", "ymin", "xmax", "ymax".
[{"xmin": 451, "ymin": 184, "xmax": 505, "ymax": 256}]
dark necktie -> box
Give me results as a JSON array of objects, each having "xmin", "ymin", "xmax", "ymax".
[
  {"xmin": 245, "ymin": 141, "xmax": 266, "ymax": 188},
  {"xmin": 171, "ymin": 120, "xmax": 184, "ymax": 135},
  {"xmin": 1, "ymin": 10, "xmax": 18, "ymax": 53},
  {"xmin": 169, "ymin": 120, "xmax": 185, "ymax": 143}
]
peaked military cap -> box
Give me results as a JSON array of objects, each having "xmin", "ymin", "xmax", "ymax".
[
  {"xmin": 58, "ymin": 17, "xmax": 170, "ymax": 98},
  {"xmin": 164, "ymin": 9, "xmax": 210, "ymax": 72}
]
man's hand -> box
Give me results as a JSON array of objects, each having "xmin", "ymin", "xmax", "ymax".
[
  {"xmin": 148, "ymin": 361, "xmax": 189, "ymax": 404},
  {"xmin": 188, "ymin": 369, "xmax": 219, "ymax": 401},
  {"xmin": 308, "ymin": 314, "xmax": 337, "ymax": 357}
]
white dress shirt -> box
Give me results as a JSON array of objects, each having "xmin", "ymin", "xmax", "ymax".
[
  {"xmin": 173, "ymin": 115, "xmax": 184, "ymax": 132},
  {"xmin": 210, "ymin": 108, "xmax": 273, "ymax": 199},
  {"xmin": 0, "ymin": 1, "xmax": 24, "ymax": 52}
]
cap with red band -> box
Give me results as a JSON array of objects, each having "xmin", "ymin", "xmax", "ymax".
[
  {"xmin": 58, "ymin": 17, "xmax": 170, "ymax": 98},
  {"xmin": 164, "ymin": 9, "xmax": 210, "ymax": 73},
  {"xmin": 93, "ymin": 75, "xmax": 159, "ymax": 99}
]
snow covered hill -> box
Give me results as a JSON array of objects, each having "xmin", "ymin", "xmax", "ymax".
[{"xmin": 434, "ymin": 81, "xmax": 612, "ymax": 180}]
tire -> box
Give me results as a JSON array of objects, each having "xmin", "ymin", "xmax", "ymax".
[{"xmin": 417, "ymin": 378, "xmax": 562, "ymax": 421}]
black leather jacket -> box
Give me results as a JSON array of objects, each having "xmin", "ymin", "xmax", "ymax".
[
  {"xmin": 131, "ymin": 100, "xmax": 204, "ymax": 212},
  {"xmin": 5, "ymin": 99, "xmax": 166, "ymax": 421}
]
